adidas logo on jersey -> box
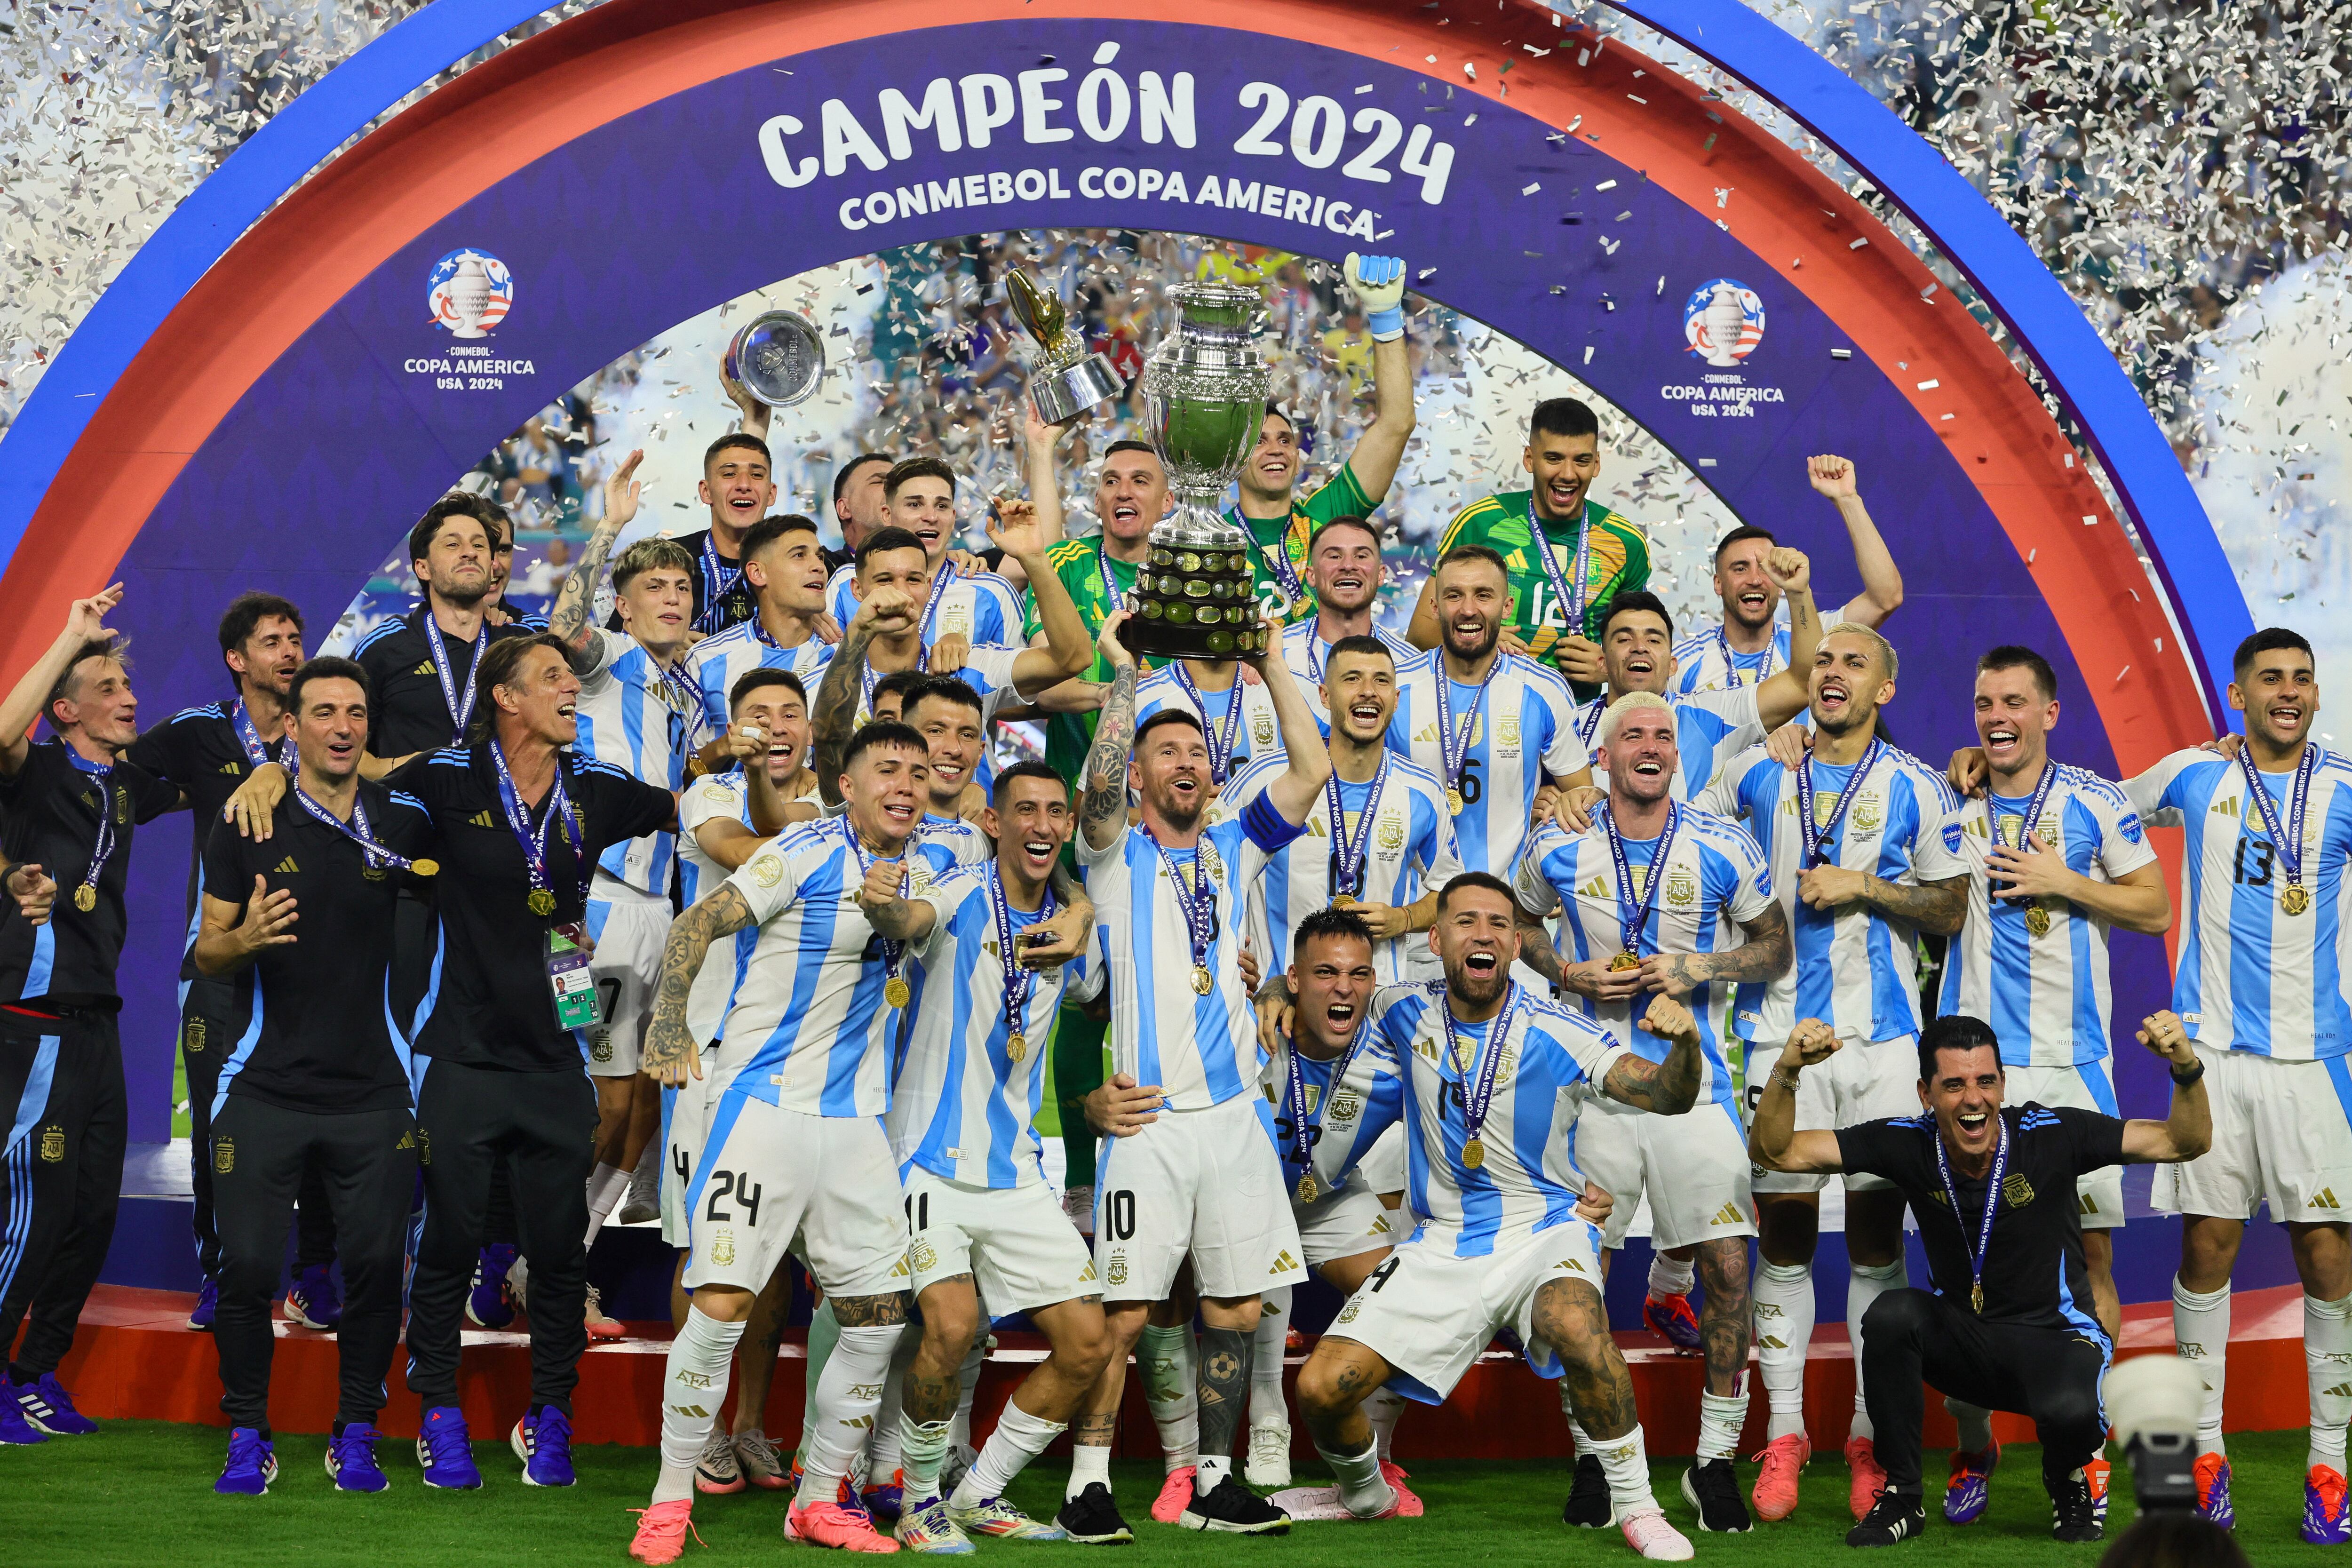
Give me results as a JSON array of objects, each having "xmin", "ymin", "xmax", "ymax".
[
  {"xmin": 2079, "ymin": 1193, "xmax": 2100, "ymax": 1215},
  {"xmin": 1579, "ymin": 876, "xmax": 1609, "ymax": 899},
  {"xmin": 2210, "ymin": 796, "xmax": 2239, "ymax": 818},
  {"xmin": 274, "ymin": 856, "xmax": 299, "ymax": 874},
  {"xmin": 1269, "ymin": 1250, "xmax": 1299, "ymax": 1274},
  {"xmin": 470, "ymin": 810, "xmax": 499, "ymax": 828},
  {"xmin": 2314, "ymin": 1188, "xmax": 2344, "ymax": 1210},
  {"xmin": 219, "ymin": 761, "xmax": 243, "ymax": 775},
  {"xmin": 414, "ymin": 661, "xmax": 434, "ymax": 677},
  {"xmin": 1710, "ymin": 1202, "xmax": 1746, "ymax": 1226}
]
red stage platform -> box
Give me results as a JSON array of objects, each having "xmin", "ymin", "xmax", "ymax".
[{"xmin": 53, "ymin": 1283, "xmax": 2310, "ymax": 1456}]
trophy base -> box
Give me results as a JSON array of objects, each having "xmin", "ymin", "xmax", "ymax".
[
  {"xmin": 1119, "ymin": 616, "xmax": 1271, "ymax": 663},
  {"xmin": 1029, "ymin": 355, "xmax": 1128, "ymax": 424}
]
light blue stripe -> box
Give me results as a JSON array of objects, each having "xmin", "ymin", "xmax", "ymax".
[
  {"xmin": 2076, "ymin": 1060, "xmax": 2121, "ymax": 1118},
  {"xmin": 211, "ymin": 987, "xmax": 266, "ymax": 1121},
  {"xmin": 0, "ymin": 1035, "xmax": 62, "ymax": 1305}
]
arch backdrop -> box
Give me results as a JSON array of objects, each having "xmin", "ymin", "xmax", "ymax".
[{"xmin": 0, "ymin": 0, "xmax": 2252, "ymax": 1141}]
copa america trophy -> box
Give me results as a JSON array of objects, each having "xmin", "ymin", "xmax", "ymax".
[
  {"xmin": 1124, "ymin": 280, "xmax": 1271, "ymax": 661},
  {"xmin": 723, "ymin": 310, "xmax": 826, "ymax": 407},
  {"xmin": 1006, "ymin": 269, "xmax": 1126, "ymax": 423}
]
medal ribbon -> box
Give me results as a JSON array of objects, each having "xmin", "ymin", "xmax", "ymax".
[
  {"xmin": 694, "ymin": 535, "xmax": 746, "ymax": 636},
  {"xmin": 1793, "ymin": 737, "xmax": 1883, "ymax": 870},
  {"xmin": 1432, "ymin": 659, "xmax": 1499, "ymax": 798},
  {"xmin": 1144, "ymin": 824, "xmax": 1217, "ymax": 979},
  {"xmin": 843, "ymin": 818, "xmax": 915, "ymax": 988},
  {"xmin": 1226, "ymin": 505, "xmax": 1306, "ymax": 604},
  {"xmin": 1527, "ymin": 495, "xmax": 1594, "ymax": 643},
  {"xmin": 652, "ymin": 657, "xmax": 712, "ymax": 751},
  {"xmin": 290, "ymin": 785, "xmax": 418, "ymax": 873},
  {"xmin": 1603, "ymin": 800, "xmax": 1681, "ymax": 957},
  {"xmin": 1097, "ymin": 541, "xmax": 1129, "ymax": 615},
  {"xmin": 1931, "ymin": 1110, "xmax": 2010, "ymax": 1313},
  {"xmin": 1325, "ymin": 755, "xmax": 1391, "ymax": 902},
  {"xmin": 1576, "ymin": 695, "xmax": 1606, "ymax": 749},
  {"xmin": 2237, "ymin": 740, "xmax": 2317, "ymax": 894},
  {"xmin": 66, "ymin": 749, "xmax": 115, "ymax": 911},
  {"xmin": 986, "ymin": 861, "xmax": 1055, "ymax": 1056},
  {"xmin": 487, "ymin": 740, "xmax": 584, "ymax": 915},
  {"xmin": 230, "ymin": 700, "xmax": 277, "ymax": 768},
  {"xmin": 1172, "ymin": 664, "xmax": 1247, "ymax": 786},
  {"xmin": 1436, "ymin": 982, "xmax": 1519, "ymax": 1165},
  {"xmin": 422, "ymin": 613, "xmax": 480, "ymax": 739},
  {"xmin": 1714, "ymin": 624, "xmax": 1779, "ymax": 690},
  {"xmin": 1279, "ymin": 1035, "xmax": 1321, "ymax": 1177}
]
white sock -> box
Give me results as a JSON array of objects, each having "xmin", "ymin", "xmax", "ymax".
[
  {"xmin": 1250, "ymin": 1289, "xmax": 1292, "ymax": 1429},
  {"xmin": 654, "ymin": 1307, "xmax": 746, "ymax": 1504},
  {"xmin": 1754, "ymin": 1260, "xmax": 1816, "ymax": 1441},
  {"xmin": 951, "ymin": 1334, "xmax": 986, "ymax": 1455},
  {"xmin": 1648, "ymin": 1251, "xmax": 1696, "ymax": 1300},
  {"xmin": 1315, "ymin": 1434, "xmax": 1394, "ymax": 1516},
  {"xmin": 1065, "ymin": 1441, "xmax": 1112, "ymax": 1501},
  {"xmin": 1136, "ymin": 1322, "xmax": 1200, "ymax": 1472},
  {"xmin": 2309, "ymin": 1292, "xmax": 2352, "ymax": 1472},
  {"xmin": 1846, "ymin": 1259, "xmax": 1907, "ymax": 1442},
  {"xmin": 1564, "ymin": 1409, "xmax": 1591, "ymax": 1459},
  {"xmin": 585, "ymin": 1161, "xmax": 630, "ymax": 1247},
  {"xmin": 871, "ymin": 1333, "xmax": 916, "ymax": 1478},
  {"xmin": 1946, "ymin": 1397, "xmax": 1994, "ymax": 1456},
  {"xmin": 1365, "ymin": 1388, "xmax": 1406, "ymax": 1464},
  {"xmin": 899, "ymin": 1419, "xmax": 952, "ymax": 1507},
  {"xmin": 2172, "ymin": 1276, "xmax": 2230, "ymax": 1456},
  {"xmin": 954, "ymin": 1398, "xmax": 1065, "ymax": 1507},
  {"xmin": 1698, "ymin": 1383, "xmax": 1748, "ymax": 1463},
  {"xmin": 1594, "ymin": 1424, "xmax": 1660, "ymax": 1515},
  {"xmin": 797, "ymin": 1324, "xmax": 906, "ymax": 1508}
]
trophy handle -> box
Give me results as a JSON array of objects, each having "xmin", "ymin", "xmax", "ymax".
[{"xmin": 1006, "ymin": 268, "xmax": 1065, "ymax": 346}]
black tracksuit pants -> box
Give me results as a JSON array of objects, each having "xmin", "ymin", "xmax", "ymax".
[
  {"xmin": 0, "ymin": 1009, "xmax": 125, "ymax": 1382},
  {"xmin": 405, "ymin": 1058, "xmax": 594, "ymax": 1414},
  {"xmin": 210, "ymin": 1096, "xmax": 414, "ymax": 1429},
  {"xmin": 183, "ymin": 981, "xmax": 335, "ymax": 1283},
  {"xmin": 1860, "ymin": 1287, "xmax": 2109, "ymax": 1493}
]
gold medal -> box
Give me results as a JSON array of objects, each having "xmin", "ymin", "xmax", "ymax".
[
  {"xmin": 1192, "ymin": 964, "xmax": 1213, "ymax": 995},
  {"xmin": 1608, "ymin": 950, "xmax": 1641, "ymax": 972},
  {"xmin": 1331, "ymin": 893, "xmax": 1358, "ymax": 908},
  {"xmin": 410, "ymin": 858, "xmax": 439, "ymax": 878},
  {"xmin": 73, "ymin": 884, "xmax": 95, "ymax": 913},
  {"xmin": 1446, "ymin": 788, "xmax": 1464, "ymax": 816},
  {"xmin": 1971, "ymin": 1281, "xmax": 1984, "ymax": 1314},
  {"xmin": 1006, "ymin": 1032, "xmax": 1026, "ymax": 1063},
  {"xmin": 527, "ymin": 888, "xmax": 556, "ymax": 917},
  {"xmin": 1461, "ymin": 1137, "xmax": 1486, "ymax": 1170},
  {"xmin": 885, "ymin": 976, "xmax": 911, "ymax": 1009},
  {"xmin": 2284, "ymin": 883, "xmax": 2312, "ymax": 917},
  {"xmin": 1296, "ymin": 1174, "xmax": 1319, "ymax": 1206},
  {"xmin": 2025, "ymin": 904, "xmax": 2051, "ymax": 938}
]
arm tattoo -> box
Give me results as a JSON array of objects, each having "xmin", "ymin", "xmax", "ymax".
[
  {"xmin": 642, "ymin": 883, "xmax": 755, "ymax": 1076},
  {"xmin": 1515, "ymin": 914, "xmax": 1567, "ymax": 987},
  {"xmin": 1049, "ymin": 862, "xmax": 1094, "ymax": 925},
  {"xmin": 1603, "ymin": 1040, "xmax": 1701, "ymax": 1115},
  {"xmin": 1672, "ymin": 902, "xmax": 1790, "ymax": 989},
  {"xmin": 1079, "ymin": 662, "xmax": 1139, "ymax": 843},
  {"xmin": 1863, "ymin": 872, "xmax": 1966, "ymax": 935},
  {"xmin": 864, "ymin": 891, "xmax": 923, "ymax": 940},
  {"xmin": 549, "ymin": 528, "xmax": 617, "ymax": 669},
  {"xmin": 810, "ymin": 621, "xmax": 875, "ymax": 808},
  {"xmin": 829, "ymin": 1289, "xmax": 911, "ymax": 1328}
]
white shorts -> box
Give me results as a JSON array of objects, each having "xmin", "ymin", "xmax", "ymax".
[
  {"xmin": 1328, "ymin": 1218, "xmax": 1604, "ymax": 1402},
  {"xmin": 585, "ymin": 889, "xmax": 671, "ymax": 1078},
  {"xmin": 2010, "ymin": 1059, "xmax": 2126, "ymax": 1231},
  {"xmin": 906, "ymin": 1168, "xmax": 1098, "ymax": 1315},
  {"xmin": 1294, "ymin": 1183, "xmax": 1398, "ymax": 1271},
  {"xmin": 1575, "ymin": 1094, "xmax": 1756, "ymax": 1250},
  {"xmin": 1356, "ymin": 1124, "xmax": 1408, "ymax": 1198},
  {"xmin": 1094, "ymin": 1093, "xmax": 1307, "ymax": 1302},
  {"xmin": 683, "ymin": 1091, "xmax": 908, "ymax": 1298},
  {"xmin": 1749, "ymin": 1033, "xmax": 1920, "ymax": 1194},
  {"xmin": 2150, "ymin": 1046, "xmax": 2352, "ymax": 1225},
  {"xmin": 658, "ymin": 1045, "xmax": 720, "ymax": 1248}
]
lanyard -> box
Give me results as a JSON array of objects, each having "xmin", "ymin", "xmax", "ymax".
[
  {"xmin": 1325, "ymin": 756, "xmax": 1392, "ymax": 902},
  {"xmin": 229, "ymin": 700, "xmax": 278, "ymax": 768},
  {"xmin": 1097, "ymin": 541, "xmax": 1129, "ymax": 614},
  {"xmin": 1144, "ymin": 824, "xmax": 1218, "ymax": 982},
  {"xmin": 1577, "ymin": 695, "xmax": 1606, "ymax": 749},
  {"xmin": 1602, "ymin": 801, "xmax": 1680, "ymax": 958},
  {"xmin": 1227, "ymin": 505, "xmax": 1306, "ymax": 603},
  {"xmin": 1435, "ymin": 982, "xmax": 1519, "ymax": 1170},
  {"xmin": 487, "ymin": 740, "xmax": 583, "ymax": 917},
  {"xmin": 1172, "ymin": 664, "xmax": 1246, "ymax": 786},
  {"xmin": 1433, "ymin": 658, "xmax": 1500, "ymax": 802},
  {"xmin": 422, "ymin": 613, "xmax": 479, "ymax": 739},
  {"xmin": 1527, "ymin": 495, "xmax": 1593, "ymax": 641},
  {"xmin": 916, "ymin": 558, "xmax": 957, "ymax": 643},
  {"xmin": 985, "ymin": 861, "xmax": 1054, "ymax": 1058},
  {"xmin": 2238, "ymin": 742, "xmax": 2318, "ymax": 905},
  {"xmin": 1715, "ymin": 624, "xmax": 1779, "ymax": 690},
  {"xmin": 1794, "ymin": 738, "xmax": 1883, "ymax": 870},
  {"xmin": 695, "ymin": 536, "xmax": 745, "ymax": 636},
  {"xmin": 650, "ymin": 655, "xmax": 710, "ymax": 751},
  {"xmin": 859, "ymin": 646, "xmax": 930, "ymax": 722},
  {"xmin": 66, "ymin": 749, "xmax": 115, "ymax": 914},
  {"xmin": 290, "ymin": 785, "xmax": 427, "ymax": 874},
  {"xmin": 1931, "ymin": 1112, "xmax": 2010, "ymax": 1314},
  {"xmin": 843, "ymin": 819, "xmax": 918, "ymax": 1003}
]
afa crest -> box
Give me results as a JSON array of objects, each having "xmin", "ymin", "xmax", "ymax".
[
  {"xmin": 183, "ymin": 1018, "xmax": 207, "ymax": 1056},
  {"xmin": 1665, "ymin": 868, "xmax": 1697, "ymax": 908},
  {"xmin": 1851, "ymin": 792, "xmax": 1884, "ymax": 832},
  {"xmin": 710, "ymin": 1227, "xmax": 737, "ymax": 1266},
  {"xmin": 1377, "ymin": 812, "xmax": 1406, "ymax": 852},
  {"xmin": 40, "ymin": 1124, "xmax": 65, "ymax": 1162},
  {"xmin": 214, "ymin": 1138, "xmax": 235, "ymax": 1174},
  {"xmin": 1107, "ymin": 1253, "xmax": 1129, "ymax": 1287},
  {"xmin": 910, "ymin": 1239, "xmax": 939, "ymax": 1274}
]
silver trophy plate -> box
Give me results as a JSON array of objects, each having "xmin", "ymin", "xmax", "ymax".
[{"xmin": 724, "ymin": 311, "xmax": 826, "ymax": 407}]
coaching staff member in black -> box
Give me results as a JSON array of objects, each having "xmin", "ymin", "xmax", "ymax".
[
  {"xmin": 1751, "ymin": 1010, "xmax": 2211, "ymax": 1548},
  {"xmin": 194, "ymin": 656, "xmax": 435, "ymax": 1494}
]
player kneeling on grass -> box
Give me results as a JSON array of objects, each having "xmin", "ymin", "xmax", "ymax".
[
  {"xmin": 1749, "ymin": 1010, "xmax": 2211, "ymax": 1547},
  {"xmin": 1291, "ymin": 873, "xmax": 1706, "ymax": 1561}
]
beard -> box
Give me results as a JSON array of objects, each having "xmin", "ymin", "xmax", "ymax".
[
  {"xmin": 1445, "ymin": 956, "xmax": 1511, "ymax": 1009},
  {"xmin": 1147, "ymin": 783, "xmax": 1204, "ymax": 833},
  {"xmin": 1443, "ymin": 619, "xmax": 1500, "ymax": 665}
]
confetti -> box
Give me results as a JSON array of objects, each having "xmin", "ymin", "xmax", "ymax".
[
  {"xmin": 1595, "ymin": 179, "xmax": 1618, "ymax": 191},
  {"xmin": 1916, "ymin": 379, "xmax": 1940, "ymax": 390},
  {"xmin": 1831, "ymin": 348, "xmax": 1853, "ymax": 360},
  {"xmin": 1523, "ymin": 182, "xmax": 1542, "ymax": 195}
]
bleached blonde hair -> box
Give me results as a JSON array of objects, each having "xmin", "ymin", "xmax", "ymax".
[
  {"xmin": 1821, "ymin": 621, "xmax": 1898, "ymax": 684},
  {"xmin": 1595, "ymin": 689, "xmax": 1675, "ymax": 751}
]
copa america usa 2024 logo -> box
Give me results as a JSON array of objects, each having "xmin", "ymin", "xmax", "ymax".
[
  {"xmin": 1683, "ymin": 278, "xmax": 1764, "ymax": 366},
  {"xmin": 427, "ymin": 248, "xmax": 515, "ymax": 338}
]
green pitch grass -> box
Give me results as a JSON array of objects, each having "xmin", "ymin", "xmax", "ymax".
[{"xmin": 7, "ymin": 1420, "xmax": 2330, "ymax": 1566}]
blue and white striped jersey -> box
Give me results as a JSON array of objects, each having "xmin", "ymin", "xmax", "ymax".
[
  {"xmin": 1698, "ymin": 742, "xmax": 1966, "ymax": 1045},
  {"xmin": 825, "ymin": 563, "xmax": 1023, "ymax": 649},
  {"xmin": 1279, "ymin": 620, "xmax": 1419, "ymax": 726},
  {"xmin": 1222, "ymin": 748, "xmax": 1464, "ymax": 985},
  {"xmin": 1312, "ymin": 981, "xmax": 1629, "ymax": 1255},
  {"xmin": 845, "ymin": 643, "xmax": 1028, "ymax": 733},
  {"xmin": 573, "ymin": 628, "xmax": 703, "ymax": 898},
  {"xmin": 887, "ymin": 865, "xmax": 1105, "ymax": 1188},
  {"xmin": 1513, "ymin": 804, "xmax": 1774, "ymax": 1108},
  {"xmin": 1260, "ymin": 1028, "xmax": 1383, "ymax": 1203},
  {"xmin": 1134, "ymin": 665, "xmax": 1282, "ymax": 782},
  {"xmin": 1574, "ymin": 686, "xmax": 1768, "ymax": 801},
  {"xmin": 1938, "ymin": 767, "xmax": 2159, "ymax": 1068},
  {"xmin": 2125, "ymin": 745, "xmax": 2352, "ymax": 1059},
  {"xmin": 712, "ymin": 820, "xmax": 965, "ymax": 1117},
  {"xmin": 684, "ymin": 620, "xmax": 834, "ymax": 734},
  {"xmin": 921, "ymin": 812, "xmax": 993, "ymax": 869},
  {"xmin": 1078, "ymin": 794, "xmax": 1308, "ymax": 1111},
  {"xmin": 1672, "ymin": 622, "xmax": 1791, "ymax": 695},
  {"xmin": 677, "ymin": 770, "xmax": 762, "ymax": 1044},
  {"xmin": 1391, "ymin": 649, "xmax": 1589, "ymax": 877}
]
